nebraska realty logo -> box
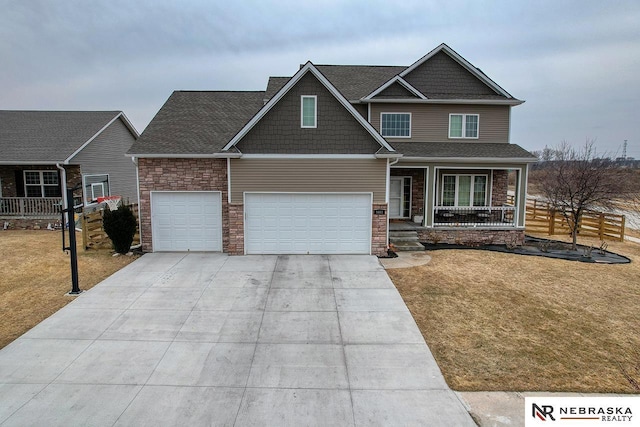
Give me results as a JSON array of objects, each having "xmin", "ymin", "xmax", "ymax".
[{"xmin": 525, "ymin": 397, "xmax": 639, "ymax": 426}]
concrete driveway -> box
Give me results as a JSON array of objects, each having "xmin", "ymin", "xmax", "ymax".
[{"xmin": 0, "ymin": 253, "xmax": 473, "ymax": 426}]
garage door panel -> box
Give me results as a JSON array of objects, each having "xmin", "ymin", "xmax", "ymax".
[
  {"xmin": 152, "ymin": 192, "xmax": 222, "ymax": 252},
  {"xmin": 245, "ymin": 193, "xmax": 371, "ymax": 255}
]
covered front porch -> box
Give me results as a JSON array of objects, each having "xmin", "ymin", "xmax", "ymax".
[{"xmin": 388, "ymin": 161, "xmax": 530, "ymax": 246}]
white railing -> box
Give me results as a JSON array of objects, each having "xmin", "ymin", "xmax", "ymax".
[
  {"xmin": 0, "ymin": 197, "xmax": 63, "ymax": 217},
  {"xmin": 433, "ymin": 206, "xmax": 517, "ymax": 227}
]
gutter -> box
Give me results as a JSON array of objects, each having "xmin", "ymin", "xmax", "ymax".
[
  {"xmin": 359, "ymin": 99, "xmax": 525, "ymax": 106},
  {"xmin": 0, "ymin": 161, "xmax": 67, "ymax": 165},
  {"xmin": 125, "ymin": 153, "xmax": 243, "ymax": 159},
  {"xmin": 398, "ymin": 156, "xmax": 538, "ymax": 164},
  {"xmin": 375, "ymin": 153, "xmax": 403, "ymax": 159}
]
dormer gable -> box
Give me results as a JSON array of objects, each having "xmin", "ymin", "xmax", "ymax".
[
  {"xmin": 224, "ymin": 63, "xmax": 395, "ymax": 154},
  {"xmin": 365, "ymin": 76, "xmax": 426, "ymax": 101}
]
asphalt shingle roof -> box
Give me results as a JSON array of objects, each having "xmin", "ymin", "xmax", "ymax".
[
  {"xmin": 128, "ymin": 91, "xmax": 265, "ymax": 155},
  {"xmin": 265, "ymin": 66, "xmax": 406, "ymax": 102},
  {"xmin": 0, "ymin": 111, "xmax": 121, "ymax": 163},
  {"xmin": 390, "ymin": 142, "xmax": 537, "ymax": 160}
]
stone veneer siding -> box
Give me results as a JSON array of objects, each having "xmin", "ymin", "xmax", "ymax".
[
  {"xmin": 417, "ymin": 228, "xmax": 524, "ymax": 246},
  {"xmin": 138, "ymin": 158, "xmax": 229, "ymax": 253},
  {"xmin": 491, "ymin": 170, "xmax": 508, "ymax": 207},
  {"xmin": 227, "ymin": 204, "xmax": 244, "ymax": 255},
  {"xmin": 371, "ymin": 203, "xmax": 388, "ymax": 256}
]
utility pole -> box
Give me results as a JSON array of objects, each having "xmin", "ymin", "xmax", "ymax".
[{"xmin": 622, "ymin": 140, "xmax": 628, "ymax": 160}]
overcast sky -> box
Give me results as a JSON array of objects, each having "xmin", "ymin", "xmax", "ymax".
[{"xmin": 1, "ymin": 0, "xmax": 639, "ymax": 157}]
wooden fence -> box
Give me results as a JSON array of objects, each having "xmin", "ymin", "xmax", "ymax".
[
  {"xmin": 81, "ymin": 204, "xmax": 140, "ymax": 250},
  {"xmin": 506, "ymin": 195, "xmax": 625, "ymax": 242}
]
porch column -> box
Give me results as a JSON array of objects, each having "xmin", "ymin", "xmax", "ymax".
[{"xmin": 425, "ymin": 166, "xmax": 436, "ymax": 227}]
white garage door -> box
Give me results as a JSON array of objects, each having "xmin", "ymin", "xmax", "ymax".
[
  {"xmin": 151, "ymin": 191, "xmax": 222, "ymax": 251},
  {"xmin": 244, "ymin": 193, "xmax": 372, "ymax": 254}
]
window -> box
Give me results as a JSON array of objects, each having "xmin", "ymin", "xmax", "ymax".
[
  {"xmin": 381, "ymin": 113, "xmax": 411, "ymax": 137},
  {"xmin": 301, "ymin": 95, "xmax": 317, "ymax": 128},
  {"xmin": 449, "ymin": 114, "xmax": 479, "ymax": 139},
  {"xmin": 441, "ymin": 175, "xmax": 487, "ymax": 207},
  {"xmin": 24, "ymin": 171, "xmax": 61, "ymax": 198}
]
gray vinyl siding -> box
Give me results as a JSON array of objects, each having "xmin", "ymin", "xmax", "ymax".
[
  {"xmin": 352, "ymin": 103, "xmax": 368, "ymax": 119},
  {"xmin": 69, "ymin": 118, "xmax": 138, "ymax": 203},
  {"xmin": 236, "ymin": 73, "xmax": 380, "ymax": 154},
  {"xmin": 403, "ymin": 51, "xmax": 501, "ymax": 98},
  {"xmin": 374, "ymin": 82, "xmax": 417, "ymax": 99},
  {"xmin": 370, "ymin": 103, "xmax": 510, "ymax": 144},
  {"xmin": 230, "ymin": 159, "xmax": 386, "ymax": 204}
]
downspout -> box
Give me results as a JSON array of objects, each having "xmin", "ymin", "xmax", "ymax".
[
  {"xmin": 56, "ymin": 163, "xmax": 68, "ymax": 226},
  {"xmin": 132, "ymin": 157, "xmax": 142, "ymax": 250}
]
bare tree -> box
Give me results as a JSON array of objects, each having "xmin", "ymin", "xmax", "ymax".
[{"xmin": 537, "ymin": 140, "xmax": 631, "ymax": 250}]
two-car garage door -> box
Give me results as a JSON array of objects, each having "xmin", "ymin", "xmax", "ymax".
[
  {"xmin": 150, "ymin": 191, "xmax": 372, "ymax": 254},
  {"xmin": 244, "ymin": 193, "xmax": 372, "ymax": 254}
]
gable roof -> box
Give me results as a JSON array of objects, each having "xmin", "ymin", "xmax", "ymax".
[
  {"xmin": 223, "ymin": 62, "xmax": 395, "ymax": 153},
  {"xmin": 365, "ymin": 76, "xmax": 426, "ymax": 100},
  {"xmin": 0, "ymin": 110, "xmax": 137, "ymax": 164},
  {"xmin": 398, "ymin": 43, "xmax": 513, "ymax": 99},
  {"xmin": 128, "ymin": 91, "xmax": 265, "ymax": 156}
]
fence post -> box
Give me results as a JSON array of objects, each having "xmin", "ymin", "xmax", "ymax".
[
  {"xmin": 82, "ymin": 213, "xmax": 88, "ymax": 251},
  {"xmin": 598, "ymin": 213, "xmax": 604, "ymax": 240},
  {"xmin": 549, "ymin": 209, "xmax": 555, "ymax": 236},
  {"xmin": 620, "ymin": 216, "xmax": 625, "ymax": 242}
]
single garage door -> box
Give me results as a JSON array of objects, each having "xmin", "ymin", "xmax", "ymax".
[
  {"xmin": 244, "ymin": 193, "xmax": 372, "ymax": 254},
  {"xmin": 151, "ymin": 191, "xmax": 222, "ymax": 251}
]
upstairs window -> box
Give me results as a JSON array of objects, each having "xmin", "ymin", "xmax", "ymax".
[
  {"xmin": 301, "ymin": 95, "xmax": 317, "ymax": 128},
  {"xmin": 24, "ymin": 170, "xmax": 61, "ymax": 198},
  {"xmin": 449, "ymin": 114, "xmax": 479, "ymax": 139},
  {"xmin": 381, "ymin": 113, "xmax": 411, "ymax": 137}
]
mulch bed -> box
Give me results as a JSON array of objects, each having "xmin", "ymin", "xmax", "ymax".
[{"xmin": 421, "ymin": 236, "xmax": 630, "ymax": 264}]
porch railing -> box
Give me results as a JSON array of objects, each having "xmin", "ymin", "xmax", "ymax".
[
  {"xmin": 0, "ymin": 197, "xmax": 63, "ymax": 217},
  {"xmin": 433, "ymin": 206, "xmax": 517, "ymax": 227}
]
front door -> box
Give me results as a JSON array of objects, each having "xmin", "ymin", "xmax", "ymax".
[{"xmin": 390, "ymin": 177, "xmax": 410, "ymax": 218}]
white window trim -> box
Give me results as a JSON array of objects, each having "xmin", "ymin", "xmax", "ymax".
[
  {"xmin": 440, "ymin": 174, "xmax": 488, "ymax": 207},
  {"xmin": 380, "ymin": 112, "xmax": 411, "ymax": 138},
  {"xmin": 300, "ymin": 95, "xmax": 317, "ymax": 128},
  {"xmin": 448, "ymin": 113, "xmax": 479, "ymax": 139},
  {"xmin": 24, "ymin": 170, "xmax": 60, "ymax": 198}
]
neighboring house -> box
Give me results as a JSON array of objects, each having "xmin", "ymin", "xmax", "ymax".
[
  {"xmin": 0, "ymin": 111, "xmax": 139, "ymax": 226},
  {"xmin": 128, "ymin": 43, "xmax": 536, "ymax": 255}
]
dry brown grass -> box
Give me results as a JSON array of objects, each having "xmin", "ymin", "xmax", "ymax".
[
  {"xmin": 0, "ymin": 230, "xmax": 138, "ymax": 349},
  {"xmin": 387, "ymin": 234, "xmax": 640, "ymax": 393}
]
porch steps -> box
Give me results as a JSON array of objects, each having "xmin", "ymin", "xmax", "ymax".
[{"xmin": 389, "ymin": 230, "xmax": 425, "ymax": 252}]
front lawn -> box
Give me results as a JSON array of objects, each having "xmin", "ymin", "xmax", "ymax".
[
  {"xmin": 387, "ymin": 235, "xmax": 640, "ymax": 393},
  {"xmin": 0, "ymin": 230, "xmax": 138, "ymax": 349}
]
